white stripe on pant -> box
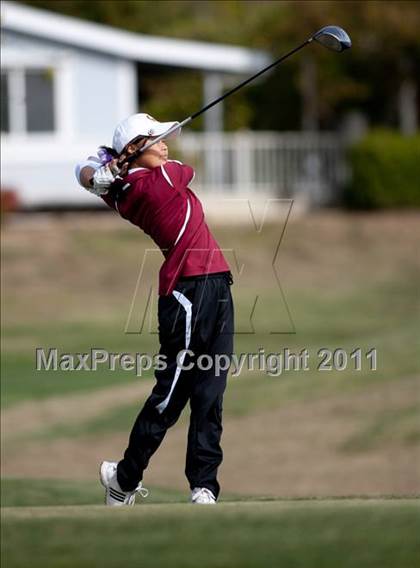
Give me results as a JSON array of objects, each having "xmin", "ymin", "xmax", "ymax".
[{"xmin": 155, "ymin": 290, "xmax": 192, "ymax": 414}]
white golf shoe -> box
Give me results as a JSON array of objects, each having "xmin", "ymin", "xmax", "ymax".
[
  {"xmin": 191, "ymin": 487, "xmax": 216, "ymax": 504},
  {"xmin": 100, "ymin": 461, "xmax": 149, "ymax": 506}
]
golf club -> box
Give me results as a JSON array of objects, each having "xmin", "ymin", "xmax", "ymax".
[{"xmin": 119, "ymin": 25, "xmax": 351, "ymax": 168}]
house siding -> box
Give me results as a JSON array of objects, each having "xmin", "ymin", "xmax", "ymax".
[
  {"xmin": 1, "ymin": 30, "xmax": 137, "ymax": 206},
  {"xmin": 2, "ymin": 30, "xmax": 136, "ymax": 141}
]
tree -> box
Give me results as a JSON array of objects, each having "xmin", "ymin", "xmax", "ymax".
[{"xmin": 21, "ymin": 0, "xmax": 420, "ymax": 131}]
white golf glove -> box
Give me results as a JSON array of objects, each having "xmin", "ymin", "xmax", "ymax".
[{"xmin": 90, "ymin": 161, "xmax": 121, "ymax": 195}]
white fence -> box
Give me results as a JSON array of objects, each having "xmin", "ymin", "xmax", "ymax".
[
  {"xmin": 1, "ymin": 131, "xmax": 348, "ymax": 208},
  {"xmin": 176, "ymin": 132, "xmax": 348, "ymax": 206}
]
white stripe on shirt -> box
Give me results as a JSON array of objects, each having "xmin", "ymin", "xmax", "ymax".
[
  {"xmin": 160, "ymin": 164, "xmax": 174, "ymax": 188},
  {"xmin": 174, "ymin": 198, "xmax": 191, "ymax": 246},
  {"xmin": 160, "ymin": 165, "xmax": 192, "ymax": 247}
]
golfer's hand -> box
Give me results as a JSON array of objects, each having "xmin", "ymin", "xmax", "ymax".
[{"xmin": 90, "ymin": 160, "xmax": 121, "ymax": 195}]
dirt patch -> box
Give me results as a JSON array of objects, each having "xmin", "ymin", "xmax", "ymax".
[
  {"xmin": 3, "ymin": 376, "xmax": 419, "ymax": 497},
  {"xmin": 1, "ymin": 381, "xmax": 153, "ymax": 442}
]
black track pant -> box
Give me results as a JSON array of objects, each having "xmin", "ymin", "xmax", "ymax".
[{"xmin": 117, "ymin": 272, "xmax": 234, "ymax": 499}]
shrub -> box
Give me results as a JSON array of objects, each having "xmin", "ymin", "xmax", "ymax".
[{"xmin": 346, "ymin": 130, "xmax": 420, "ymax": 209}]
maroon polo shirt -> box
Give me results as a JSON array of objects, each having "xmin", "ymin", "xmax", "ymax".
[{"xmin": 101, "ymin": 161, "xmax": 230, "ymax": 296}]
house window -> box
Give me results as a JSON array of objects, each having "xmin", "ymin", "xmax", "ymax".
[
  {"xmin": 1, "ymin": 68, "xmax": 55, "ymax": 134},
  {"xmin": 1, "ymin": 72, "xmax": 9, "ymax": 132}
]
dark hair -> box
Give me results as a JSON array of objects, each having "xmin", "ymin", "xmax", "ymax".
[
  {"xmin": 124, "ymin": 136, "xmax": 150, "ymax": 153},
  {"xmin": 99, "ymin": 136, "xmax": 149, "ymax": 166}
]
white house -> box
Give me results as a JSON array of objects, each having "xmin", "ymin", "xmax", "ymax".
[{"xmin": 1, "ymin": 1, "xmax": 270, "ymax": 207}]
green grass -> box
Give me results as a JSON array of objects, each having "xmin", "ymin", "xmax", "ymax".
[
  {"xmin": 1, "ymin": 321, "xmax": 158, "ymax": 407},
  {"xmin": 2, "ymin": 280, "xmax": 419, "ymax": 409},
  {"xmin": 1, "ymin": 215, "xmax": 420, "ymax": 568},
  {"xmin": 2, "ymin": 214, "xmax": 419, "ymax": 408},
  {"xmin": 0, "ymin": 478, "xmax": 185, "ymax": 507},
  {"xmin": 3, "ymin": 478, "xmax": 416, "ymax": 509},
  {"xmin": 3, "ymin": 478, "xmax": 419, "ymax": 568},
  {"xmin": 2, "ymin": 499, "xmax": 419, "ymax": 568},
  {"xmin": 1, "ymin": 353, "xmax": 153, "ymax": 409}
]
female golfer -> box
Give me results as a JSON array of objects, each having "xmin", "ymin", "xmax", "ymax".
[{"xmin": 75, "ymin": 113, "xmax": 234, "ymax": 506}]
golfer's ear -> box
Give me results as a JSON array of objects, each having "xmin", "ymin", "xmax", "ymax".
[{"xmin": 126, "ymin": 144, "xmax": 137, "ymax": 155}]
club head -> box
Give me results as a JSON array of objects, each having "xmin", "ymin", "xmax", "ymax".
[{"xmin": 312, "ymin": 26, "xmax": 352, "ymax": 52}]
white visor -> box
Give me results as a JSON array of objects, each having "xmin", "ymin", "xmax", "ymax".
[{"xmin": 112, "ymin": 113, "xmax": 181, "ymax": 153}]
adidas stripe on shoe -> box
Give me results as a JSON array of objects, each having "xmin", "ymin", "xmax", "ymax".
[{"xmin": 100, "ymin": 461, "xmax": 149, "ymax": 507}]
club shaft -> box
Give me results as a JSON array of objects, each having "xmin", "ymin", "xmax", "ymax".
[
  {"xmin": 127, "ymin": 37, "xmax": 311, "ymax": 164},
  {"xmin": 191, "ymin": 39, "xmax": 311, "ymax": 120}
]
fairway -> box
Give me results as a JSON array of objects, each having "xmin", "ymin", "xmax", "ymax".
[
  {"xmin": 2, "ymin": 212, "xmax": 419, "ymax": 567},
  {"xmin": 2, "ymin": 213, "xmax": 419, "ymax": 498},
  {"xmin": 2, "ymin": 499, "xmax": 419, "ymax": 568}
]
